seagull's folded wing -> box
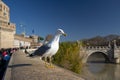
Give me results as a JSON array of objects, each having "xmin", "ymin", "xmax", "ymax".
[{"xmin": 33, "ymin": 44, "xmax": 51, "ymax": 56}]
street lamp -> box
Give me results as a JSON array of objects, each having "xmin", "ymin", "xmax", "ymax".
[
  {"xmin": 20, "ymin": 24, "xmax": 26, "ymax": 35},
  {"xmin": 113, "ymin": 40, "xmax": 117, "ymax": 48}
]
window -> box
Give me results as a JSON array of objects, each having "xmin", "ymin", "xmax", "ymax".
[
  {"xmin": 0, "ymin": 4, "xmax": 2, "ymax": 11},
  {"xmin": 3, "ymin": 12, "xmax": 7, "ymax": 16}
]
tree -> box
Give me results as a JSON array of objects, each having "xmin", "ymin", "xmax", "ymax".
[
  {"xmin": 45, "ymin": 34, "xmax": 53, "ymax": 41},
  {"xmin": 38, "ymin": 36, "xmax": 44, "ymax": 42}
]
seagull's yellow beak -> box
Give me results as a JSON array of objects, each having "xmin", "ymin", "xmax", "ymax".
[{"xmin": 63, "ymin": 33, "xmax": 67, "ymax": 36}]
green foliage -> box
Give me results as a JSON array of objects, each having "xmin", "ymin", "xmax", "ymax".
[
  {"xmin": 53, "ymin": 41, "xmax": 83, "ymax": 74},
  {"xmin": 38, "ymin": 36, "xmax": 44, "ymax": 42}
]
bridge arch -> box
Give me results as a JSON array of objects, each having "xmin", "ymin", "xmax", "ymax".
[{"xmin": 83, "ymin": 51, "xmax": 110, "ymax": 63}]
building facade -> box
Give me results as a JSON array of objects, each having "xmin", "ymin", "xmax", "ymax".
[
  {"xmin": 0, "ymin": 0, "xmax": 16, "ymax": 48},
  {"xmin": 14, "ymin": 34, "xmax": 32, "ymax": 48}
]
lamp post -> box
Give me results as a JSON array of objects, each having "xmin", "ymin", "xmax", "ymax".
[
  {"xmin": 20, "ymin": 24, "xmax": 26, "ymax": 36},
  {"xmin": 113, "ymin": 40, "xmax": 117, "ymax": 48}
]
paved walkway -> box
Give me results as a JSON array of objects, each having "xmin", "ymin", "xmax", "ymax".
[{"xmin": 4, "ymin": 50, "xmax": 84, "ymax": 80}]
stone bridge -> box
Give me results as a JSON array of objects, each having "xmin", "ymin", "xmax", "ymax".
[{"xmin": 80, "ymin": 41, "xmax": 120, "ymax": 64}]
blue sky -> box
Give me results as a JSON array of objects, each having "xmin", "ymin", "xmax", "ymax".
[{"xmin": 3, "ymin": 0, "xmax": 120, "ymax": 41}]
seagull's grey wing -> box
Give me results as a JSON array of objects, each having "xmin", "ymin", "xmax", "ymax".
[{"xmin": 33, "ymin": 44, "xmax": 51, "ymax": 56}]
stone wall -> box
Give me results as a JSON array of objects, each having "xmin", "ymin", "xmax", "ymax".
[{"xmin": 0, "ymin": 28, "xmax": 15, "ymax": 48}]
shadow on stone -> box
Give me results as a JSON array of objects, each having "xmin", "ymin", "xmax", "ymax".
[{"xmin": 8, "ymin": 64, "xmax": 32, "ymax": 68}]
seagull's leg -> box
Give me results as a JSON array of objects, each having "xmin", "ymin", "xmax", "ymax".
[
  {"xmin": 49, "ymin": 56, "xmax": 55, "ymax": 68},
  {"xmin": 44, "ymin": 57, "xmax": 47, "ymax": 65},
  {"xmin": 44, "ymin": 57, "xmax": 49, "ymax": 67}
]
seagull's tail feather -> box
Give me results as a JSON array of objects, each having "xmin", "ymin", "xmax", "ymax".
[
  {"xmin": 24, "ymin": 49, "xmax": 30, "ymax": 54},
  {"xmin": 29, "ymin": 53, "xmax": 35, "ymax": 57}
]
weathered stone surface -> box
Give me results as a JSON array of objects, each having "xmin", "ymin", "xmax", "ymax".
[{"xmin": 5, "ymin": 50, "xmax": 84, "ymax": 80}]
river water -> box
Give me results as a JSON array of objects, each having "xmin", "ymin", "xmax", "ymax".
[{"xmin": 81, "ymin": 53, "xmax": 120, "ymax": 80}]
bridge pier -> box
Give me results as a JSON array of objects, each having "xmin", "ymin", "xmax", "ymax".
[{"xmin": 114, "ymin": 58, "xmax": 120, "ymax": 64}]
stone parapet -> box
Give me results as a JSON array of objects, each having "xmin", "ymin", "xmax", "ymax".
[
  {"xmin": 4, "ymin": 50, "xmax": 84, "ymax": 80},
  {"xmin": 0, "ymin": 21, "xmax": 16, "ymax": 31}
]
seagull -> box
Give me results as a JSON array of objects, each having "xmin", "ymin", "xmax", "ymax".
[{"xmin": 29, "ymin": 29, "xmax": 66, "ymax": 68}]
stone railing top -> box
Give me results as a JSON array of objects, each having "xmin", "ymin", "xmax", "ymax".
[
  {"xmin": 115, "ymin": 46, "xmax": 120, "ymax": 49},
  {"xmin": 82, "ymin": 46, "xmax": 110, "ymax": 50},
  {"xmin": 0, "ymin": 22, "xmax": 16, "ymax": 30}
]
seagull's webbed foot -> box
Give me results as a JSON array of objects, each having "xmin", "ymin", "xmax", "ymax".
[
  {"xmin": 49, "ymin": 63, "xmax": 55, "ymax": 68},
  {"xmin": 45, "ymin": 63, "xmax": 55, "ymax": 69}
]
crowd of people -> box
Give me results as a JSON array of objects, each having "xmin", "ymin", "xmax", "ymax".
[{"xmin": 0, "ymin": 48, "xmax": 17, "ymax": 79}]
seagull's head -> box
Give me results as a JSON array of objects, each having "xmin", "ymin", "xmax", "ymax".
[{"xmin": 56, "ymin": 29, "xmax": 67, "ymax": 36}]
